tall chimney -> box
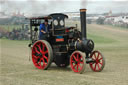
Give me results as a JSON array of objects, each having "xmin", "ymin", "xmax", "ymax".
[{"xmin": 80, "ymin": 9, "xmax": 87, "ymax": 40}]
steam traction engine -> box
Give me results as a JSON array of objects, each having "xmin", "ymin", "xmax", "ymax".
[{"xmin": 28, "ymin": 9, "xmax": 105, "ymax": 73}]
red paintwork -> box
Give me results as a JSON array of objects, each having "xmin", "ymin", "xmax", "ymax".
[
  {"xmin": 32, "ymin": 41, "xmax": 49, "ymax": 69},
  {"xmin": 70, "ymin": 52, "xmax": 84, "ymax": 73},
  {"xmin": 89, "ymin": 51, "xmax": 104, "ymax": 72},
  {"xmin": 56, "ymin": 38, "xmax": 64, "ymax": 42},
  {"xmin": 66, "ymin": 29, "xmax": 69, "ymax": 32}
]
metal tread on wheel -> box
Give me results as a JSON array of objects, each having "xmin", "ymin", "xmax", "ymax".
[
  {"xmin": 32, "ymin": 40, "xmax": 53, "ymax": 70},
  {"xmin": 70, "ymin": 51, "xmax": 86, "ymax": 74}
]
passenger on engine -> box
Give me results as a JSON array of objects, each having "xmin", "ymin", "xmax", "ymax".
[{"xmin": 39, "ymin": 19, "xmax": 51, "ymax": 40}]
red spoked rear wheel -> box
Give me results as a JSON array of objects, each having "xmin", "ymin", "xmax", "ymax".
[
  {"xmin": 32, "ymin": 40, "xmax": 53, "ymax": 70},
  {"xmin": 89, "ymin": 51, "xmax": 105, "ymax": 72},
  {"xmin": 70, "ymin": 51, "xmax": 86, "ymax": 74}
]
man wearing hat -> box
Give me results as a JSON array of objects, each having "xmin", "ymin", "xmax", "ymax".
[{"xmin": 39, "ymin": 19, "xmax": 51, "ymax": 40}]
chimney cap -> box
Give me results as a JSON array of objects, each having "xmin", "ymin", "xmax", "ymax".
[{"xmin": 80, "ymin": 9, "xmax": 87, "ymax": 12}]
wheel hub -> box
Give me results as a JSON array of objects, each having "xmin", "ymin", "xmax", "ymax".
[
  {"xmin": 96, "ymin": 59, "xmax": 99, "ymax": 64},
  {"xmin": 35, "ymin": 53, "xmax": 42, "ymax": 57}
]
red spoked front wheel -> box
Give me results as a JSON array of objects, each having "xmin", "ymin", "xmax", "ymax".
[
  {"xmin": 32, "ymin": 40, "xmax": 53, "ymax": 70},
  {"xmin": 89, "ymin": 51, "xmax": 105, "ymax": 72},
  {"xmin": 70, "ymin": 51, "xmax": 86, "ymax": 74}
]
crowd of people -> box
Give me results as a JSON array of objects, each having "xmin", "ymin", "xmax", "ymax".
[{"xmin": 0, "ymin": 25, "xmax": 30, "ymax": 40}]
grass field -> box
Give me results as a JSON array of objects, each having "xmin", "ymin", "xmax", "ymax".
[{"xmin": 0, "ymin": 24, "xmax": 128, "ymax": 85}]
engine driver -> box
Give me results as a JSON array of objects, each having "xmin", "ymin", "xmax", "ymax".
[{"xmin": 39, "ymin": 19, "xmax": 51, "ymax": 40}]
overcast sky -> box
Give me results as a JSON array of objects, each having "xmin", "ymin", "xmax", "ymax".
[{"xmin": 0, "ymin": 0, "xmax": 128, "ymax": 16}]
